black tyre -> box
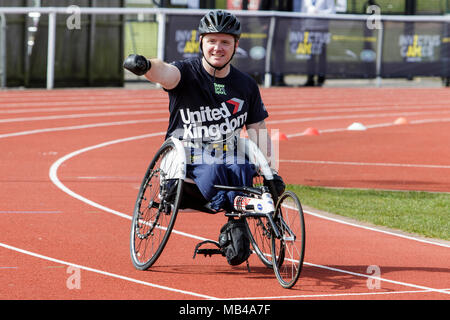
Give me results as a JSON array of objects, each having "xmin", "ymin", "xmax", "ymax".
[
  {"xmin": 271, "ymin": 191, "xmax": 305, "ymax": 289},
  {"xmin": 130, "ymin": 140, "xmax": 184, "ymax": 270}
]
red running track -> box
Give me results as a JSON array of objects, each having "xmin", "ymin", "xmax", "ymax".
[{"xmin": 0, "ymin": 87, "xmax": 449, "ymax": 300}]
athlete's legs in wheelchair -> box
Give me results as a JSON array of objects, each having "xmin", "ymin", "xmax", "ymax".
[
  {"xmin": 184, "ymin": 147, "xmax": 256, "ymax": 213},
  {"xmin": 180, "ymin": 146, "xmax": 257, "ymax": 267}
]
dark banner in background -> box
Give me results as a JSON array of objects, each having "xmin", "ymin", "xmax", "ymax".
[
  {"xmin": 164, "ymin": 14, "xmax": 450, "ymax": 80},
  {"xmin": 381, "ymin": 21, "xmax": 450, "ymax": 77},
  {"xmin": 271, "ymin": 17, "xmax": 377, "ymax": 78}
]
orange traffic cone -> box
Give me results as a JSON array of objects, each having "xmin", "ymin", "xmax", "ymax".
[
  {"xmin": 271, "ymin": 132, "xmax": 288, "ymax": 141},
  {"xmin": 394, "ymin": 117, "xmax": 408, "ymax": 125},
  {"xmin": 303, "ymin": 127, "xmax": 320, "ymax": 136}
]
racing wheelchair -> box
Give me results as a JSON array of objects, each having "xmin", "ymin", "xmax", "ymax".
[{"xmin": 129, "ymin": 136, "xmax": 306, "ymax": 289}]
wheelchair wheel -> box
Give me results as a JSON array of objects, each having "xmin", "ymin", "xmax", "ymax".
[
  {"xmin": 271, "ymin": 191, "xmax": 305, "ymax": 289},
  {"xmin": 130, "ymin": 140, "xmax": 184, "ymax": 270},
  {"xmin": 245, "ymin": 173, "xmax": 279, "ymax": 268}
]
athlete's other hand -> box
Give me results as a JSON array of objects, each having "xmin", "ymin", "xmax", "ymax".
[{"xmin": 123, "ymin": 54, "xmax": 151, "ymax": 76}]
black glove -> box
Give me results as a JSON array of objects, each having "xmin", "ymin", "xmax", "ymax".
[
  {"xmin": 123, "ymin": 54, "xmax": 151, "ymax": 76},
  {"xmin": 272, "ymin": 173, "xmax": 286, "ymax": 196},
  {"xmin": 264, "ymin": 171, "xmax": 286, "ymax": 197}
]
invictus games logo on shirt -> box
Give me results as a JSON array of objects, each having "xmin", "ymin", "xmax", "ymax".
[{"xmin": 214, "ymin": 83, "xmax": 226, "ymax": 95}]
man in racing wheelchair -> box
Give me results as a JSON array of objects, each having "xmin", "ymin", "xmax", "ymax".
[{"xmin": 124, "ymin": 10, "xmax": 285, "ymax": 266}]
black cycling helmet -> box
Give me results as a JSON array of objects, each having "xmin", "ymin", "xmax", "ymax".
[
  {"xmin": 198, "ymin": 10, "xmax": 241, "ymax": 71},
  {"xmin": 198, "ymin": 10, "xmax": 241, "ymax": 39}
]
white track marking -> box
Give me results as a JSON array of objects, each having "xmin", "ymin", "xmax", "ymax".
[
  {"xmin": 0, "ymin": 118, "xmax": 167, "ymax": 139},
  {"xmin": 0, "ymin": 98, "xmax": 166, "ymax": 108},
  {"xmin": 0, "ymin": 101, "xmax": 439, "ymax": 115},
  {"xmin": 224, "ymin": 260, "xmax": 450, "ymax": 299},
  {"xmin": 225, "ymin": 288, "xmax": 450, "ymax": 300},
  {"xmin": 303, "ymin": 209, "xmax": 450, "ymax": 248},
  {"xmin": 280, "ymin": 159, "xmax": 450, "ymax": 169},
  {"xmin": 0, "ymin": 99, "xmax": 446, "ymax": 298},
  {"xmin": 286, "ymin": 117, "xmax": 450, "ymax": 138},
  {"xmin": 267, "ymin": 110, "xmax": 450, "ymax": 125},
  {"xmin": 0, "ymin": 110, "xmax": 161, "ymax": 123},
  {"xmin": 0, "ymin": 210, "xmax": 62, "ymax": 214},
  {"xmin": 0, "ymin": 105, "xmax": 167, "ymax": 114},
  {"xmin": 48, "ymin": 132, "xmax": 165, "ymax": 221},
  {"xmin": 45, "ymin": 133, "xmax": 450, "ymax": 298},
  {"xmin": 47, "ymin": 132, "xmax": 449, "ymax": 249},
  {"xmin": 303, "ymin": 262, "xmax": 450, "ymax": 295},
  {"xmin": 0, "ymin": 242, "xmax": 217, "ymax": 300},
  {"xmin": 47, "ymin": 131, "xmax": 208, "ymax": 242}
]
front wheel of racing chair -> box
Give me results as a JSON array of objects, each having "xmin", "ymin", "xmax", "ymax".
[
  {"xmin": 271, "ymin": 190, "xmax": 306, "ymax": 289},
  {"xmin": 235, "ymin": 137, "xmax": 284, "ymax": 269},
  {"xmin": 245, "ymin": 175, "xmax": 280, "ymax": 268},
  {"xmin": 130, "ymin": 138, "xmax": 185, "ymax": 270}
]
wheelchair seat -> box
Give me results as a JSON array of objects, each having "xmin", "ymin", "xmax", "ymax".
[
  {"xmin": 179, "ymin": 180, "xmax": 218, "ymax": 214},
  {"xmin": 159, "ymin": 136, "xmax": 276, "ymax": 214}
]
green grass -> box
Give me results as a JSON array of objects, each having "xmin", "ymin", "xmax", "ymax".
[{"xmin": 288, "ymin": 185, "xmax": 450, "ymax": 241}]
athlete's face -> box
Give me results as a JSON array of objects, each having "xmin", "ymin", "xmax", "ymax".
[{"xmin": 201, "ymin": 33, "xmax": 238, "ymax": 69}]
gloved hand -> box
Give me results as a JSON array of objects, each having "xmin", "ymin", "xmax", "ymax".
[
  {"xmin": 272, "ymin": 173, "xmax": 286, "ymax": 196},
  {"xmin": 264, "ymin": 169, "xmax": 286, "ymax": 196},
  {"xmin": 123, "ymin": 54, "xmax": 151, "ymax": 76}
]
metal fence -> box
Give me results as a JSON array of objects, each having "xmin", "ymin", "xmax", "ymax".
[
  {"xmin": 0, "ymin": 6, "xmax": 449, "ymax": 89},
  {"xmin": 0, "ymin": 13, "xmax": 5, "ymax": 88}
]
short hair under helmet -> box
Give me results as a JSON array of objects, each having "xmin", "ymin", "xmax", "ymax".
[{"xmin": 198, "ymin": 10, "xmax": 241, "ymax": 39}]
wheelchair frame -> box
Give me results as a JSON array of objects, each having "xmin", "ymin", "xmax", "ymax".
[{"xmin": 129, "ymin": 136, "xmax": 306, "ymax": 289}]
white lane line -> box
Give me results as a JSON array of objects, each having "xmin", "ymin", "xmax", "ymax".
[
  {"xmin": 1, "ymin": 108, "xmax": 448, "ymax": 126},
  {"xmin": 47, "ymin": 131, "xmax": 209, "ymax": 242},
  {"xmin": 280, "ymin": 159, "xmax": 450, "ymax": 169},
  {"xmin": 45, "ymin": 133, "xmax": 450, "ymax": 299},
  {"xmin": 48, "ymin": 132, "xmax": 166, "ymax": 221},
  {"xmin": 0, "ymin": 110, "xmax": 158, "ymax": 123},
  {"xmin": 0, "ymin": 211, "xmax": 62, "ymax": 214},
  {"xmin": 0, "ymin": 242, "xmax": 217, "ymax": 300},
  {"xmin": 302, "ymin": 261, "xmax": 450, "ymax": 295},
  {"xmin": 0, "ymin": 119, "xmax": 167, "ymax": 139},
  {"xmin": 267, "ymin": 110, "xmax": 450, "ymax": 125},
  {"xmin": 286, "ymin": 117, "xmax": 450, "ymax": 138},
  {"xmin": 0, "ymin": 101, "xmax": 437, "ymax": 115},
  {"xmin": 0, "ymin": 102, "xmax": 445, "ymax": 298},
  {"xmin": 268, "ymin": 104, "xmax": 450, "ymax": 115},
  {"xmin": 0, "ymin": 98, "xmax": 167, "ymax": 109},
  {"xmin": 303, "ymin": 209, "xmax": 450, "ymax": 248},
  {"xmin": 225, "ymin": 288, "xmax": 450, "ymax": 300},
  {"xmin": 0, "ymin": 105, "xmax": 167, "ymax": 114},
  {"xmin": 2, "ymin": 130, "xmax": 217, "ymax": 298}
]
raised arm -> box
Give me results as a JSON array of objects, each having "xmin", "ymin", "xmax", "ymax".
[{"xmin": 123, "ymin": 54, "xmax": 181, "ymax": 90}]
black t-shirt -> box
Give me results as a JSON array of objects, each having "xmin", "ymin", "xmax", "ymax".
[{"xmin": 165, "ymin": 57, "xmax": 268, "ymax": 142}]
